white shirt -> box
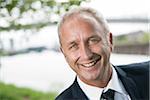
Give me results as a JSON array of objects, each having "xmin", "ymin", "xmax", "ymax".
[{"xmin": 77, "ymin": 66, "xmax": 131, "ymax": 100}]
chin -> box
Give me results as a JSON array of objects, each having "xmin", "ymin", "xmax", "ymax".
[{"xmin": 81, "ymin": 72, "xmax": 100, "ymax": 81}]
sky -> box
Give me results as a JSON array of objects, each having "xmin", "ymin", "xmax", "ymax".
[
  {"xmin": 81, "ymin": 0, "xmax": 149, "ymax": 18},
  {"xmin": 80, "ymin": 0, "xmax": 149, "ymax": 35}
]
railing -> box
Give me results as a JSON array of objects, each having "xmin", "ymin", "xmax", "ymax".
[{"xmin": 113, "ymin": 43, "xmax": 149, "ymax": 55}]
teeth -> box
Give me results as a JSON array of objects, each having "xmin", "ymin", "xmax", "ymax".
[{"xmin": 82, "ymin": 61, "xmax": 96, "ymax": 67}]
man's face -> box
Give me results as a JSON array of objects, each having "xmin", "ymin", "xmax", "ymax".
[{"xmin": 60, "ymin": 17, "xmax": 113, "ymax": 84}]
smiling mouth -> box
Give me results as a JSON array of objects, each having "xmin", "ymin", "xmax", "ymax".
[{"xmin": 81, "ymin": 57, "xmax": 101, "ymax": 68}]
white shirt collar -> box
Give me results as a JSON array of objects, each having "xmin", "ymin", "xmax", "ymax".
[
  {"xmin": 77, "ymin": 65, "xmax": 128, "ymax": 100},
  {"xmin": 104, "ymin": 66, "xmax": 128, "ymax": 95},
  {"xmin": 77, "ymin": 76, "xmax": 103, "ymax": 99}
]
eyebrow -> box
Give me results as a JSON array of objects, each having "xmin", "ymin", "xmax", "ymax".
[
  {"xmin": 69, "ymin": 41, "xmax": 76, "ymax": 45},
  {"xmin": 88, "ymin": 35, "xmax": 101, "ymax": 40},
  {"xmin": 67, "ymin": 40, "xmax": 77, "ymax": 47}
]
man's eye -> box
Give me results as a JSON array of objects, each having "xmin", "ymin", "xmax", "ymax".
[
  {"xmin": 69, "ymin": 44, "xmax": 78, "ymax": 50},
  {"xmin": 89, "ymin": 38, "xmax": 100, "ymax": 45}
]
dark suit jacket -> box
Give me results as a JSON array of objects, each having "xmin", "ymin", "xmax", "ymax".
[{"xmin": 55, "ymin": 61, "xmax": 149, "ymax": 100}]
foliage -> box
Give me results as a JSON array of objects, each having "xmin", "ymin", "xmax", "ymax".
[
  {"xmin": 141, "ymin": 32, "xmax": 150, "ymax": 43},
  {"xmin": 114, "ymin": 35, "xmax": 128, "ymax": 45},
  {"xmin": 0, "ymin": 0, "xmax": 89, "ymax": 31},
  {"xmin": 0, "ymin": 82, "xmax": 57, "ymax": 100},
  {"xmin": 114, "ymin": 32, "xmax": 150, "ymax": 45}
]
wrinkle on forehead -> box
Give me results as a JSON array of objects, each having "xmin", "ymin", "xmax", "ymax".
[
  {"xmin": 60, "ymin": 15, "xmax": 107, "ymax": 41},
  {"xmin": 60, "ymin": 17, "xmax": 95, "ymax": 45},
  {"xmin": 61, "ymin": 12, "xmax": 108, "ymax": 33}
]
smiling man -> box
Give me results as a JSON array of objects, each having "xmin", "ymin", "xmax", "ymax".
[{"xmin": 55, "ymin": 7, "xmax": 149, "ymax": 100}]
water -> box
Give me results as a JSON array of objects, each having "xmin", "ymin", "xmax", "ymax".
[{"xmin": 0, "ymin": 50, "xmax": 149, "ymax": 93}]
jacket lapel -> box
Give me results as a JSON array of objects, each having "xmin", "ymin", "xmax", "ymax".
[
  {"xmin": 71, "ymin": 77, "xmax": 89, "ymax": 100},
  {"xmin": 114, "ymin": 66, "xmax": 141, "ymax": 100}
]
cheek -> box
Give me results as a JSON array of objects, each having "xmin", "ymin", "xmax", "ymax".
[
  {"xmin": 65, "ymin": 52, "xmax": 79, "ymax": 65},
  {"xmin": 90, "ymin": 44, "xmax": 103, "ymax": 53},
  {"xmin": 91, "ymin": 43, "xmax": 111, "ymax": 57},
  {"xmin": 65, "ymin": 53, "xmax": 80, "ymax": 73},
  {"xmin": 101, "ymin": 46, "xmax": 111, "ymax": 62}
]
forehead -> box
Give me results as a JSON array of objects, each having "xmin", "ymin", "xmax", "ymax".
[
  {"xmin": 65, "ymin": 18, "xmax": 96, "ymax": 32},
  {"xmin": 60, "ymin": 15, "xmax": 104, "ymax": 36},
  {"xmin": 59, "ymin": 17, "xmax": 105, "ymax": 45},
  {"xmin": 62, "ymin": 14, "xmax": 103, "ymax": 30}
]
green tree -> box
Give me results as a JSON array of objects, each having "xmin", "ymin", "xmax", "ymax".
[{"xmin": 0, "ymin": 0, "xmax": 89, "ymax": 31}]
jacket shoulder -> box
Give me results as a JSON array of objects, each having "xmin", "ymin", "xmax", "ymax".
[
  {"xmin": 55, "ymin": 78, "xmax": 88, "ymax": 100},
  {"xmin": 55, "ymin": 84, "xmax": 74, "ymax": 100},
  {"xmin": 117, "ymin": 61, "xmax": 149, "ymax": 99},
  {"xmin": 117, "ymin": 61, "xmax": 149, "ymax": 75}
]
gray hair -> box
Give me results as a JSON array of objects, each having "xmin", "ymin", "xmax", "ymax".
[{"xmin": 58, "ymin": 7, "xmax": 110, "ymax": 45}]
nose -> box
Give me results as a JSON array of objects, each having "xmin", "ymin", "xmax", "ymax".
[{"xmin": 80, "ymin": 44, "xmax": 93, "ymax": 60}]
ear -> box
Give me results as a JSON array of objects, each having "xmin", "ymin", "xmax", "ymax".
[
  {"xmin": 109, "ymin": 32, "xmax": 113, "ymax": 51},
  {"xmin": 109, "ymin": 32, "xmax": 113, "ymax": 45},
  {"xmin": 60, "ymin": 47, "xmax": 68, "ymax": 60},
  {"xmin": 60, "ymin": 47, "xmax": 63, "ymax": 53},
  {"xmin": 60, "ymin": 47, "xmax": 66, "ymax": 56}
]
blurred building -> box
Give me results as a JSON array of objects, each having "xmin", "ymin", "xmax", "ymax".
[{"xmin": 114, "ymin": 31, "xmax": 150, "ymax": 55}]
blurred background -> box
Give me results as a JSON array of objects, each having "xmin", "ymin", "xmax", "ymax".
[{"xmin": 0, "ymin": 0, "xmax": 149, "ymax": 99}]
